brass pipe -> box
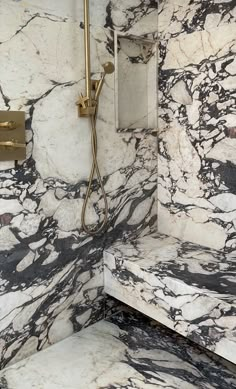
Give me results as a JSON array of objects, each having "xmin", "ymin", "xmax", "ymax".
[
  {"xmin": 81, "ymin": 114, "xmax": 108, "ymax": 235},
  {"xmin": 94, "ymin": 74, "xmax": 105, "ymax": 101},
  {"xmin": 84, "ymin": 0, "xmax": 91, "ymax": 106}
]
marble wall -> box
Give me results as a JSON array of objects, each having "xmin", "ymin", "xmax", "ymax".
[
  {"xmin": 0, "ymin": 0, "xmax": 157, "ymax": 368},
  {"xmin": 158, "ymin": 0, "xmax": 236, "ymax": 251},
  {"xmin": 116, "ymin": 34, "xmax": 157, "ymax": 130}
]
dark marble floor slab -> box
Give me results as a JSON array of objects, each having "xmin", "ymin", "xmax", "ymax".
[{"xmin": 0, "ymin": 308, "xmax": 235, "ymax": 388}]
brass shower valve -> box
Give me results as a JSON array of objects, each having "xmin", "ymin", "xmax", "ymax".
[
  {"xmin": 77, "ymin": 94, "xmax": 96, "ymax": 117},
  {"xmin": 77, "ymin": 94, "xmax": 89, "ymax": 109},
  {"xmin": 0, "ymin": 111, "xmax": 26, "ymax": 160},
  {"xmin": 0, "ymin": 140, "xmax": 25, "ymax": 149},
  {"xmin": 0, "ymin": 120, "xmax": 17, "ymax": 131}
]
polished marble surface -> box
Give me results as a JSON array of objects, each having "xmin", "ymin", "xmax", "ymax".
[
  {"xmin": 0, "ymin": 0, "xmax": 158, "ymax": 368},
  {"xmin": 115, "ymin": 33, "xmax": 157, "ymax": 131},
  {"xmin": 104, "ymin": 233, "xmax": 236, "ymax": 363},
  {"xmin": 0, "ymin": 309, "xmax": 236, "ymax": 389},
  {"xmin": 158, "ymin": 0, "xmax": 236, "ymax": 251}
]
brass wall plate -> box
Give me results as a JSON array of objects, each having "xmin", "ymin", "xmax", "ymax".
[{"xmin": 0, "ymin": 111, "xmax": 26, "ymax": 161}]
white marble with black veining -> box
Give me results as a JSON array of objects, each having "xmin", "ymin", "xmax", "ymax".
[
  {"xmin": 0, "ymin": 0, "xmax": 158, "ymax": 368},
  {"xmin": 158, "ymin": 0, "xmax": 236, "ymax": 251},
  {"xmin": 0, "ymin": 309, "xmax": 236, "ymax": 389},
  {"xmin": 104, "ymin": 233, "xmax": 236, "ymax": 364},
  {"xmin": 115, "ymin": 32, "xmax": 157, "ymax": 131}
]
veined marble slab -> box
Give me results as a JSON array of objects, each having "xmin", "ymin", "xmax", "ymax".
[
  {"xmin": 0, "ymin": 309, "xmax": 236, "ymax": 389},
  {"xmin": 104, "ymin": 233, "xmax": 236, "ymax": 364},
  {"xmin": 0, "ymin": 0, "xmax": 158, "ymax": 368},
  {"xmin": 158, "ymin": 0, "xmax": 236, "ymax": 251},
  {"xmin": 115, "ymin": 33, "xmax": 157, "ymax": 131}
]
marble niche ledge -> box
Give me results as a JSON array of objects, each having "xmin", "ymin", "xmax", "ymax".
[{"xmin": 104, "ymin": 233, "xmax": 236, "ymax": 364}]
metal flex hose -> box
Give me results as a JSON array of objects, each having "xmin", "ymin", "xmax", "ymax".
[{"xmin": 81, "ymin": 114, "xmax": 108, "ymax": 235}]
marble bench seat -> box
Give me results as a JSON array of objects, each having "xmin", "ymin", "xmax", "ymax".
[{"xmin": 104, "ymin": 233, "xmax": 236, "ymax": 364}]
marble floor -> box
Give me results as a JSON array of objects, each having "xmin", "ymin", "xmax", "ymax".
[
  {"xmin": 104, "ymin": 233, "xmax": 236, "ymax": 363},
  {"xmin": 0, "ymin": 309, "xmax": 236, "ymax": 389}
]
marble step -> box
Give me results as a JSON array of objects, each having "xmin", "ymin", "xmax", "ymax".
[
  {"xmin": 0, "ymin": 309, "xmax": 236, "ymax": 389},
  {"xmin": 104, "ymin": 233, "xmax": 236, "ymax": 364}
]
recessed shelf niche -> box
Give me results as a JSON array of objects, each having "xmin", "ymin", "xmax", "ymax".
[{"xmin": 115, "ymin": 33, "xmax": 157, "ymax": 131}]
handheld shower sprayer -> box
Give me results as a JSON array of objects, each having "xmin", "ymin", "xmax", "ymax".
[
  {"xmin": 77, "ymin": 0, "xmax": 115, "ymax": 235},
  {"xmin": 95, "ymin": 62, "xmax": 115, "ymax": 101}
]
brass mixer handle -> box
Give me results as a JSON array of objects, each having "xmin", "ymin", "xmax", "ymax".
[
  {"xmin": 0, "ymin": 141, "xmax": 25, "ymax": 149},
  {"xmin": 0, "ymin": 121, "xmax": 17, "ymax": 130}
]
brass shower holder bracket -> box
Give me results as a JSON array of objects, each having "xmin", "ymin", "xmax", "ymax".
[
  {"xmin": 77, "ymin": 95, "xmax": 96, "ymax": 117},
  {"xmin": 77, "ymin": 81, "xmax": 100, "ymax": 118},
  {"xmin": 91, "ymin": 80, "xmax": 100, "ymax": 90},
  {"xmin": 0, "ymin": 111, "xmax": 26, "ymax": 161}
]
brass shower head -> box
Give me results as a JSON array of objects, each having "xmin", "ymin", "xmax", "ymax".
[{"xmin": 102, "ymin": 62, "xmax": 115, "ymax": 74}]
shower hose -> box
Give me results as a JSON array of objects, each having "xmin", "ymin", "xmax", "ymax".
[{"xmin": 81, "ymin": 114, "xmax": 108, "ymax": 235}]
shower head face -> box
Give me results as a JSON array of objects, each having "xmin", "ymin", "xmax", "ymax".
[{"xmin": 102, "ymin": 62, "xmax": 115, "ymax": 74}]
